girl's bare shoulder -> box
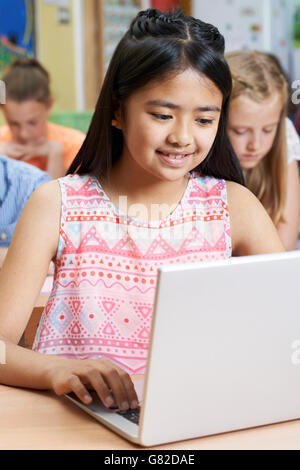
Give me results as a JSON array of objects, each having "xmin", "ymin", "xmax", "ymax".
[
  {"xmin": 26, "ymin": 179, "xmax": 61, "ymax": 221},
  {"xmin": 15, "ymin": 179, "xmax": 62, "ymax": 257},
  {"xmin": 31, "ymin": 177, "xmax": 61, "ymax": 198},
  {"xmin": 225, "ymin": 180, "xmax": 261, "ymax": 217},
  {"xmin": 27, "ymin": 178, "xmax": 61, "ymax": 211},
  {"xmin": 225, "ymin": 180, "xmax": 284, "ymax": 255}
]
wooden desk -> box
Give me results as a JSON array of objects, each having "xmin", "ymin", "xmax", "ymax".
[
  {"xmin": 19, "ymin": 277, "xmax": 51, "ymax": 344},
  {"xmin": 24, "ymin": 276, "xmax": 52, "ymax": 348},
  {"xmin": 1, "ymin": 384, "xmax": 300, "ymax": 450}
]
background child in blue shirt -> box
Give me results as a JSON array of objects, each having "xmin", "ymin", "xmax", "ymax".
[{"xmin": 0, "ymin": 155, "xmax": 50, "ymax": 267}]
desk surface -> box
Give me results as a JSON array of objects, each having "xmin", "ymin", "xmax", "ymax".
[
  {"xmin": 1, "ymin": 384, "xmax": 300, "ymax": 450},
  {"xmin": 31, "ymin": 276, "xmax": 300, "ymax": 450}
]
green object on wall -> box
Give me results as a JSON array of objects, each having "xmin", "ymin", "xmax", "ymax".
[
  {"xmin": 294, "ymin": 5, "xmax": 300, "ymax": 48},
  {"xmin": 49, "ymin": 111, "xmax": 93, "ymax": 134}
]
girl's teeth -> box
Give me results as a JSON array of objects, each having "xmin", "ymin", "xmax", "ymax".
[{"xmin": 166, "ymin": 154, "xmax": 185, "ymax": 159}]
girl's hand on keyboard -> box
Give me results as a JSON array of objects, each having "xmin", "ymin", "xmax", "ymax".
[{"xmin": 47, "ymin": 357, "xmax": 139, "ymax": 411}]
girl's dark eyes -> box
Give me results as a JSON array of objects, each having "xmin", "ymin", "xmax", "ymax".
[
  {"xmin": 151, "ymin": 114, "xmax": 213, "ymax": 125},
  {"xmin": 197, "ymin": 119, "xmax": 213, "ymax": 125},
  {"xmin": 151, "ymin": 113, "xmax": 171, "ymax": 120}
]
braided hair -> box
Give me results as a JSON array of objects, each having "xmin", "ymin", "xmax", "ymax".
[{"xmin": 68, "ymin": 8, "xmax": 243, "ymax": 185}]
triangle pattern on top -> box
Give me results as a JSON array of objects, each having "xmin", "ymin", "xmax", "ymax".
[
  {"xmin": 102, "ymin": 322, "xmax": 116, "ymax": 335},
  {"xmin": 78, "ymin": 226, "xmax": 110, "ymax": 252},
  {"xmin": 137, "ymin": 306, "xmax": 152, "ymax": 318},
  {"xmin": 64, "ymin": 179, "xmax": 99, "ymax": 198},
  {"xmin": 113, "ymin": 235, "xmax": 143, "ymax": 256},
  {"xmin": 146, "ymin": 236, "xmax": 177, "ymax": 257},
  {"xmin": 102, "ymin": 301, "xmax": 116, "ymax": 314}
]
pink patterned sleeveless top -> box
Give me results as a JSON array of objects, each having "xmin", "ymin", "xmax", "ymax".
[{"xmin": 32, "ymin": 172, "xmax": 231, "ymax": 373}]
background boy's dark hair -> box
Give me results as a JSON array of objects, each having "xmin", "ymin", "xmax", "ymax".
[
  {"xmin": 2, "ymin": 58, "xmax": 51, "ymax": 103},
  {"xmin": 68, "ymin": 8, "xmax": 244, "ymax": 186}
]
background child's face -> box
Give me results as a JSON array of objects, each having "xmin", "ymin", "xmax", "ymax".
[
  {"xmin": 228, "ymin": 94, "xmax": 283, "ymax": 170},
  {"xmin": 113, "ymin": 68, "xmax": 223, "ymax": 183},
  {"xmin": 2, "ymin": 99, "xmax": 51, "ymax": 145}
]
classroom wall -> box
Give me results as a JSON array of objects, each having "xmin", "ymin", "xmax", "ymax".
[
  {"xmin": 35, "ymin": 0, "xmax": 77, "ymax": 111},
  {"xmin": 191, "ymin": 0, "xmax": 294, "ymax": 76}
]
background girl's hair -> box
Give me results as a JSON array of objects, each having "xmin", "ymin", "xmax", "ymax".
[
  {"xmin": 68, "ymin": 8, "xmax": 244, "ymax": 186},
  {"xmin": 226, "ymin": 50, "xmax": 288, "ymax": 225},
  {"xmin": 2, "ymin": 58, "xmax": 51, "ymax": 103}
]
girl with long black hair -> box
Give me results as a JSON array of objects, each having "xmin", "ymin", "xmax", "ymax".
[{"xmin": 0, "ymin": 9, "xmax": 283, "ymax": 411}]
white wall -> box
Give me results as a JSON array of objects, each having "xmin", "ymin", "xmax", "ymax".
[{"xmin": 192, "ymin": 0, "xmax": 293, "ymax": 76}]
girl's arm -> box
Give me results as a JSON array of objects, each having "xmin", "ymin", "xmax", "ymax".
[
  {"xmin": 43, "ymin": 141, "xmax": 65, "ymax": 179},
  {"xmin": 276, "ymin": 160, "xmax": 300, "ymax": 251},
  {"xmin": 0, "ymin": 141, "xmax": 26, "ymax": 158},
  {"xmin": 227, "ymin": 181, "xmax": 285, "ymax": 256},
  {"xmin": 0, "ymin": 181, "xmax": 138, "ymax": 410},
  {"xmin": 10, "ymin": 140, "xmax": 65, "ymax": 179}
]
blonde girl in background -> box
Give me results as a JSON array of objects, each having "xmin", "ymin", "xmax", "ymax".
[
  {"xmin": 226, "ymin": 50, "xmax": 300, "ymax": 250},
  {"xmin": 0, "ymin": 59, "xmax": 85, "ymax": 179}
]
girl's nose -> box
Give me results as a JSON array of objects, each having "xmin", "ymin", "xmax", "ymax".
[
  {"xmin": 167, "ymin": 123, "xmax": 192, "ymax": 147},
  {"xmin": 247, "ymin": 131, "xmax": 261, "ymax": 152}
]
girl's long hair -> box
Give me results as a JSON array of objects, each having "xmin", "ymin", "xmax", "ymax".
[
  {"xmin": 226, "ymin": 50, "xmax": 288, "ymax": 225},
  {"xmin": 68, "ymin": 8, "xmax": 244, "ymax": 186}
]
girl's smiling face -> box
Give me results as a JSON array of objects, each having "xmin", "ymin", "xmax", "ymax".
[
  {"xmin": 113, "ymin": 68, "xmax": 223, "ymax": 183},
  {"xmin": 228, "ymin": 94, "xmax": 283, "ymax": 170}
]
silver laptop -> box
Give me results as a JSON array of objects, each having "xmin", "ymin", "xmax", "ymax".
[{"xmin": 65, "ymin": 251, "xmax": 300, "ymax": 447}]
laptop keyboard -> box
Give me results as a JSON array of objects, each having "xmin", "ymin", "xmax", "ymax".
[
  {"xmin": 66, "ymin": 391, "xmax": 141, "ymax": 425},
  {"xmin": 117, "ymin": 407, "xmax": 140, "ymax": 424}
]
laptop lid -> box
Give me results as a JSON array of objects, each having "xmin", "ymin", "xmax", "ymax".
[{"xmin": 139, "ymin": 251, "xmax": 300, "ymax": 446}]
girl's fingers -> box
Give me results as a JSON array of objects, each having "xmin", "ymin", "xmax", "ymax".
[
  {"xmin": 52, "ymin": 361, "xmax": 138, "ymax": 410},
  {"xmin": 20, "ymin": 154, "xmax": 34, "ymax": 161},
  {"xmin": 119, "ymin": 372, "xmax": 139, "ymax": 409},
  {"xmin": 68, "ymin": 374, "xmax": 93, "ymax": 404},
  {"xmin": 103, "ymin": 368, "xmax": 131, "ymax": 411},
  {"xmin": 11, "ymin": 150, "xmax": 25, "ymax": 158},
  {"xmin": 84, "ymin": 369, "xmax": 116, "ymax": 408},
  {"xmin": 9, "ymin": 144, "xmax": 26, "ymax": 154},
  {"xmin": 83, "ymin": 366, "xmax": 138, "ymax": 410}
]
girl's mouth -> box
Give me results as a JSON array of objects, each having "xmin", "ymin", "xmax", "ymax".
[
  {"xmin": 157, "ymin": 150, "xmax": 192, "ymax": 167},
  {"xmin": 243, "ymin": 154, "xmax": 260, "ymax": 159}
]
